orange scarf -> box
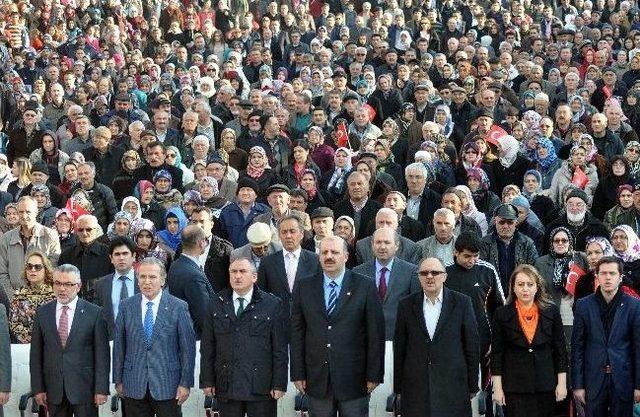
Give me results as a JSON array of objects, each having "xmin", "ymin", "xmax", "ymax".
[{"xmin": 516, "ymin": 300, "xmax": 539, "ymax": 344}]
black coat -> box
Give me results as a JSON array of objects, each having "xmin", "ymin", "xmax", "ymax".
[
  {"xmin": 399, "ymin": 215, "xmax": 427, "ymax": 242},
  {"xmin": 394, "ymin": 288, "xmax": 480, "ymax": 417},
  {"xmin": 491, "ymin": 303, "xmax": 568, "ymax": 394},
  {"xmin": 82, "ymin": 145, "xmax": 126, "ymax": 187},
  {"xmin": 70, "ymin": 182, "xmax": 118, "ymax": 231},
  {"xmin": 175, "ymin": 236, "xmax": 234, "ymax": 292},
  {"xmin": 58, "ymin": 241, "xmax": 114, "ymax": 299},
  {"xmin": 199, "ymin": 286, "xmax": 288, "ymax": 401},
  {"xmin": 29, "ymin": 298, "xmax": 110, "ymax": 404},
  {"xmin": 290, "ymin": 270, "xmax": 385, "ymax": 401},
  {"xmin": 543, "ymin": 212, "xmax": 610, "ymax": 254},
  {"xmin": 333, "ymin": 198, "xmax": 382, "ymax": 240},
  {"xmin": 492, "ymin": 155, "xmax": 531, "ymax": 195},
  {"xmin": 133, "ymin": 163, "xmax": 184, "ymax": 193},
  {"xmin": 140, "ymin": 201, "xmax": 167, "ymax": 231},
  {"xmin": 409, "ymin": 188, "xmax": 442, "ymax": 227}
]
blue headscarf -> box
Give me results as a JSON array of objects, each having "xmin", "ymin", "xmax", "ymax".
[
  {"xmin": 534, "ymin": 137, "xmax": 558, "ymax": 170},
  {"xmin": 156, "ymin": 206, "xmax": 188, "ymax": 251}
]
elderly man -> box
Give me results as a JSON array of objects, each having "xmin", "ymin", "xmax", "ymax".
[
  {"xmin": 133, "ymin": 141, "xmax": 184, "ymax": 192},
  {"xmin": 231, "ymin": 222, "xmax": 281, "ymax": 270},
  {"xmin": 217, "ymin": 178, "xmax": 270, "ymax": 248},
  {"xmin": 0, "ymin": 196, "xmax": 60, "ymax": 299},
  {"xmin": 70, "ymin": 162, "xmax": 118, "ymax": 231},
  {"xmin": 333, "ymin": 172, "xmax": 383, "ymax": 240},
  {"xmin": 356, "ymin": 208, "xmax": 421, "ymax": 265},
  {"xmin": 302, "ymin": 207, "xmax": 335, "ymax": 254},
  {"xmin": 81, "ymin": 126, "xmax": 125, "ymax": 187},
  {"xmin": 404, "ymin": 162, "xmax": 441, "ymax": 226},
  {"xmin": 205, "ymin": 155, "xmax": 238, "ymax": 203},
  {"xmin": 383, "ymin": 191, "xmax": 426, "ymax": 242},
  {"xmin": 353, "ymin": 227, "xmax": 420, "ymax": 340},
  {"xmin": 7, "ymin": 101, "xmax": 46, "ymax": 165},
  {"xmin": 417, "ymin": 208, "xmax": 457, "ymax": 266},
  {"xmin": 58, "ymin": 214, "xmax": 114, "ymax": 300},
  {"xmin": 254, "ymin": 184, "xmax": 311, "ymax": 246},
  {"xmin": 429, "ymin": 188, "xmax": 482, "ymax": 237},
  {"xmin": 590, "ymin": 113, "xmax": 625, "ymax": 161},
  {"xmin": 481, "ymin": 204, "xmax": 538, "ymax": 291}
]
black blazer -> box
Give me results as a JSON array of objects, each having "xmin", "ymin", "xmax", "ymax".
[
  {"xmin": 92, "ymin": 273, "xmax": 140, "ymax": 340},
  {"xmin": 290, "ymin": 270, "xmax": 385, "ymax": 401},
  {"xmin": 257, "ymin": 249, "xmax": 321, "ymax": 317},
  {"xmin": 29, "ymin": 298, "xmax": 110, "ymax": 405},
  {"xmin": 333, "ymin": 198, "xmax": 383, "ymax": 240},
  {"xmin": 393, "ymin": 288, "xmax": 480, "ymax": 417},
  {"xmin": 410, "ymin": 188, "xmax": 442, "ymax": 228},
  {"xmin": 167, "ymin": 255, "xmax": 215, "ymax": 338},
  {"xmin": 491, "ymin": 303, "xmax": 568, "ymax": 393}
]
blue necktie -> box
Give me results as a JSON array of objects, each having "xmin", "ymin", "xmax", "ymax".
[
  {"xmin": 327, "ymin": 281, "xmax": 338, "ymax": 315},
  {"xmin": 143, "ymin": 301, "xmax": 154, "ymax": 347}
]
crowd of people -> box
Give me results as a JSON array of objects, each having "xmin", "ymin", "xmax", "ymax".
[{"xmin": 0, "ymin": 0, "xmax": 639, "ymax": 415}]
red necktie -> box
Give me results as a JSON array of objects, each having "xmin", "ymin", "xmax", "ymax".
[
  {"xmin": 58, "ymin": 305, "xmax": 69, "ymax": 347},
  {"xmin": 378, "ymin": 267, "xmax": 388, "ymax": 301}
]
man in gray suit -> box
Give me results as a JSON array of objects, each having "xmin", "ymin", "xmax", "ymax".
[
  {"xmin": 353, "ymin": 227, "xmax": 421, "ymax": 340},
  {"xmin": 355, "ymin": 208, "xmax": 421, "ymax": 265},
  {"xmin": 113, "ymin": 257, "xmax": 196, "ymax": 417},
  {"xmin": 230, "ymin": 222, "xmax": 281, "ymax": 271},
  {"xmin": 30, "ymin": 264, "xmax": 110, "ymax": 417},
  {"xmin": 0, "ymin": 305, "xmax": 10, "ymax": 417}
]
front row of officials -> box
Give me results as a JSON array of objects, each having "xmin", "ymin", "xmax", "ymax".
[{"xmin": 0, "ymin": 221, "xmax": 637, "ymax": 417}]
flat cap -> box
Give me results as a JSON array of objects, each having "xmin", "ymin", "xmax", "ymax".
[
  {"xmin": 493, "ymin": 203, "xmax": 518, "ymax": 220},
  {"xmin": 247, "ymin": 222, "xmax": 272, "ymax": 246},
  {"xmin": 310, "ymin": 207, "xmax": 334, "ymax": 220}
]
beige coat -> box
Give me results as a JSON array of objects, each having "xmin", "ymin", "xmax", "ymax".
[{"xmin": 0, "ymin": 223, "xmax": 61, "ymax": 299}]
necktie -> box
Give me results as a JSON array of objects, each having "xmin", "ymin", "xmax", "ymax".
[
  {"xmin": 327, "ymin": 281, "xmax": 338, "ymax": 315},
  {"xmin": 118, "ymin": 276, "xmax": 129, "ymax": 301},
  {"xmin": 236, "ymin": 297, "xmax": 245, "ymax": 317},
  {"xmin": 58, "ymin": 305, "xmax": 69, "ymax": 347},
  {"xmin": 286, "ymin": 252, "xmax": 297, "ymax": 291},
  {"xmin": 143, "ymin": 301, "xmax": 154, "ymax": 347},
  {"xmin": 378, "ymin": 267, "xmax": 388, "ymax": 301}
]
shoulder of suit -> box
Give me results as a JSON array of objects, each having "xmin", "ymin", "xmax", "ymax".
[
  {"xmin": 164, "ymin": 293, "xmax": 190, "ymax": 310},
  {"xmin": 77, "ymin": 298, "xmax": 102, "ymax": 312},
  {"xmin": 445, "ymin": 287, "xmax": 473, "ymax": 305}
]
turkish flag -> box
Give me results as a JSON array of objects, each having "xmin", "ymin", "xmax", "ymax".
[
  {"xmin": 486, "ymin": 125, "xmax": 508, "ymax": 146},
  {"xmin": 565, "ymin": 262, "xmax": 586, "ymax": 296},
  {"xmin": 622, "ymin": 285, "xmax": 640, "ymax": 299},
  {"xmin": 362, "ymin": 103, "xmax": 376, "ymax": 122},
  {"xmin": 335, "ymin": 119, "xmax": 350, "ymax": 148},
  {"xmin": 65, "ymin": 199, "xmax": 90, "ymax": 223},
  {"xmin": 571, "ymin": 166, "xmax": 589, "ymax": 189}
]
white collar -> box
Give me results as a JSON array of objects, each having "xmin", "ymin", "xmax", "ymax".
[
  {"xmin": 424, "ymin": 288, "xmax": 444, "ymax": 306},
  {"xmin": 57, "ymin": 296, "xmax": 79, "ymax": 311},
  {"xmin": 233, "ymin": 288, "xmax": 253, "ymax": 303},
  {"xmin": 284, "ymin": 247, "xmax": 302, "ymax": 259},
  {"xmin": 143, "ymin": 291, "xmax": 163, "ymax": 305}
]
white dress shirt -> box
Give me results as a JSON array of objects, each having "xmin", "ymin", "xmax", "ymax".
[
  {"xmin": 56, "ymin": 296, "xmax": 79, "ymax": 329},
  {"xmin": 197, "ymin": 237, "xmax": 213, "ymax": 268},
  {"xmin": 141, "ymin": 291, "xmax": 163, "ymax": 325},
  {"xmin": 283, "ymin": 247, "xmax": 302, "ymax": 290},
  {"xmin": 423, "ymin": 288, "xmax": 444, "ymax": 339},
  {"xmin": 233, "ymin": 288, "xmax": 253, "ymax": 314}
]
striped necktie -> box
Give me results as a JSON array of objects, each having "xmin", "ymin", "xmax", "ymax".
[
  {"xmin": 58, "ymin": 305, "xmax": 69, "ymax": 347},
  {"xmin": 327, "ymin": 281, "xmax": 338, "ymax": 315}
]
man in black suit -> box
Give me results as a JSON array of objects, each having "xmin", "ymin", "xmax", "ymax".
[
  {"xmin": 168, "ymin": 225, "xmax": 215, "ymax": 338},
  {"xmin": 291, "ymin": 236, "xmax": 385, "ymax": 417},
  {"xmin": 404, "ymin": 162, "xmax": 442, "ymax": 227},
  {"xmin": 333, "ymin": 172, "xmax": 382, "ymax": 240},
  {"xmin": 0, "ymin": 304, "xmax": 10, "ymax": 417},
  {"xmin": 394, "ymin": 257, "xmax": 480, "ymax": 417},
  {"xmin": 200, "ymin": 258, "xmax": 288, "ymax": 417},
  {"xmin": 258, "ymin": 215, "xmax": 321, "ymax": 321},
  {"xmin": 92, "ymin": 236, "xmax": 139, "ymax": 339},
  {"xmin": 30, "ymin": 264, "xmax": 111, "ymax": 417}
]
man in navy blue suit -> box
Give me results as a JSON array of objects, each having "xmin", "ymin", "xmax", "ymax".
[
  {"xmin": 572, "ymin": 256, "xmax": 640, "ymax": 417},
  {"xmin": 113, "ymin": 257, "xmax": 196, "ymax": 417}
]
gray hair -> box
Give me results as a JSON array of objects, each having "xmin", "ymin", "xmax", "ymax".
[
  {"xmin": 405, "ymin": 162, "xmax": 428, "ymax": 177},
  {"xmin": 230, "ymin": 257, "xmax": 257, "ymax": 274},
  {"xmin": 372, "ymin": 226, "xmax": 400, "ymax": 245},
  {"xmin": 138, "ymin": 257, "xmax": 167, "ymax": 280},
  {"xmin": 279, "ymin": 214, "xmax": 304, "ymax": 233},
  {"xmin": 433, "ymin": 207, "xmax": 456, "ymax": 223},
  {"xmin": 55, "ymin": 264, "xmax": 82, "ymax": 283}
]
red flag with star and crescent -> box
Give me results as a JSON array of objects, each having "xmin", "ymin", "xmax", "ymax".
[
  {"xmin": 565, "ymin": 262, "xmax": 586, "ymax": 296},
  {"xmin": 335, "ymin": 119, "xmax": 350, "ymax": 149},
  {"xmin": 486, "ymin": 125, "xmax": 508, "ymax": 146}
]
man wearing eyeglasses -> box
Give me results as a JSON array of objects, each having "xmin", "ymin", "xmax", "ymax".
[
  {"xmin": 480, "ymin": 203, "xmax": 538, "ymax": 292},
  {"xmin": 6, "ymin": 100, "xmax": 45, "ymax": 165},
  {"xmin": 394, "ymin": 257, "xmax": 479, "ymax": 417},
  {"xmin": 30, "ymin": 264, "xmax": 110, "ymax": 417}
]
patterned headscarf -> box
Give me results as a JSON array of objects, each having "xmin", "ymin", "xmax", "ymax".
[
  {"xmin": 535, "ymin": 137, "xmax": 558, "ymax": 170},
  {"xmin": 548, "ymin": 226, "xmax": 575, "ymax": 290},
  {"xmin": 611, "ymin": 225, "xmax": 640, "ymax": 263}
]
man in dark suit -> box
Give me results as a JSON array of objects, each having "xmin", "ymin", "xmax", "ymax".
[
  {"xmin": 394, "ymin": 257, "xmax": 480, "ymax": 417},
  {"xmin": 30, "ymin": 264, "xmax": 111, "ymax": 417},
  {"xmin": 258, "ymin": 215, "xmax": 321, "ymax": 322},
  {"xmin": 333, "ymin": 172, "xmax": 382, "ymax": 240},
  {"xmin": 291, "ymin": 236, "xmax": 385, "ymax": 417},
  {"xmin": 92, "ymin": 236, "xmax": 139, "ymax": 339},
  {"xmin": 356, "ymin": 208, "xmax": 422, "ymax": 265},
  {"xmin": 200, "ymin": 258, "xmax": 288, "ymax": 417},
  {"xmin": 572, "ymin": 256, "xmax": 640, "ymax": 417},
  {"xmin": 168, "ymin": 225, "xmax": 214, "ymax": 338},
  {"xmin": 383, "ymin": 191, "xmax": 427, "ymax": 242},
  {"xmin": 113, "ymin": 257, "xmax": 196, "ymax": 417},
  {"xmin": 404, "ymin": 162, "xmax": 442, "ymax": 227},
  {"xmin": 0, "ymin": 305, "xmax": 10, "ymax": 417},
  {"xmin": 353, "ymin": 227, "xmax": 420, "ymax": 340}
]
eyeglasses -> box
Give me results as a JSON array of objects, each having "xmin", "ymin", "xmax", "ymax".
[
  {"xmin": 53, "ymin": 281, "xmax": 78, "ymax": 288},
  {"xmin": 26, "ymin": 263, "xmax": 44, "ymax": 271},
  {"xmin": 553, "ymin": 238, "xmax": 569, "ymax": 244},
  {"xmin": 419, "ymin": 270, "xmax": 446, "ymax": 277}
]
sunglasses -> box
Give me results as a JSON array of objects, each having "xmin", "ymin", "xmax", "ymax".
[
  {"xmin": 553, "ymin": 238, "xmax": 569, "ymax": 244},
  {"xmin": 26, "ymin": 263, "xmax": 44, "ymax": 271}
]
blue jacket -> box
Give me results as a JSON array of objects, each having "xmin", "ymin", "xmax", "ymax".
[
  {"xmin": 112, "ymin": 292, "xmax": 196, "ymax": 401},
  {"xmin": 216, "ymin": 202, "xmax": 270, "ymax": 248},
  {"xmin": 572, "ymin": 292, "xmax": 640, "ymax": 400}
]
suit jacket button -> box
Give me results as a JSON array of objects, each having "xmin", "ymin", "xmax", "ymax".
[
  {"xmin": 327, "ymin": 326, "xmax": 332, "ymax": 330},
  {"xmin": 327, "ymin": 343, "xmax": 331, "ymax": 348},
  {"xmin": 528, "ymin": 349, "xmax": 533, "ymax": 353}
]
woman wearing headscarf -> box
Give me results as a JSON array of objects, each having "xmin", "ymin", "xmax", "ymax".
[
  {"xmin": 31, "ymin": 184, "xmax": 57, "ymax": 227},
  {"xmin": 603, "ymin": 184, "xmax": 640, "ymax": 231},
  {"xmin": 166, "ymin": 145, "xmax": 195, "ymax": 187},
  {"xmin": 113, "ymin": 150, "xmax": 143, "ymax": 202},
  {"xmin": 106, "ymin": 211, "xmax": 134, "ymax": 240},
  {"xmin": 512, "ymin": 194, "xmax": 546, "ymax": 252},
  {"xmin": 547, "ymin": 145, "xmax": 599, "ymax": 206},
  {"xmin": 380, "ymin": 118, "xmax": 408, "ymax": 170},
  {"xmin": 592, "ymin": 155, "xmax": 632, "ymax": 219},
  {"xmin": 29, "ymin": 130, "xmax": 69, "ymax": 186},
  {"xmin": 534, "ymin": 227, "xmax": 589, "ymax": 342},
  {"xmin": 455, "ymin": 185, "xmax": 488, "ymax": 235},
  {"xmin": 121, "ymin": 196, "xmax": 143, "ymax": 221},
  {"xmin": 299, "ymin": 169, "xmax": 328, "ymax": 213},
  {"xmin": 152, "ymin": 169, "xmax": 183, "ymax": 209},
  {"xmin": 54, "ymin": 208, "xmax": 77, "ymax": 252},
  {"xmin": 238, "ymin": 146, "xmax": 278, "ymax": 201},
  {"xmin": 199, "ymin": 176, "xmax": 228, "ymax": 213},
  {"xmin": 355, "ymin": 78, "xmax": 372, "ymax": 102},
  {"xmin": 611, "ymin": 225, "xmax": 640, "ymax": 293},
  {"xmin": 521, "ymin": 170, "xmax": 556, "ymax": 226},
  {"xmin": 433, "ymin": 104, "xmax": 455, "ymax": 140},
  {"xmin": 283, "ymin": 140, "xmax": 322, "ymax": 190},
  {"xmin": 533, "ymin": 137, "xmax": 562, "ymax": 190},
  {"xmin": 307, "ymin": 126, "xmax": 335, "ymax": 175},
  {"xmin": 466, "ymin": 167, "xmax": 501, "ymax": 219},
  {"xmin": 321, "ymin": 147, "xmax": 352, "ymax": 205},
  {"xmin": 182, "ymin": 190, "xmax": 203, "ymax": 218},
  {"xmin": 493, "ymin": 135, "xmax": 531, "ymax": 195},
  {"xmin": 133, "ymin": 180, "xmax": 167, "ymax": 231},
  {"xmin": 624, "ymin": 141, "xmax": 640, "ymax": 181},
  {"xmin": 522, "ymin": 110, "xmax": 542, "ymax": 132},
  {"xmin": 157, "ymin": 206, "xmax": 188, "ymax": 260},
  {"xmin": 130, "ymin": 218, "xmax": 169, "ymax": 270},
  {"xmin": 454, "ymin": 141, "xmax": 497, "ymax": 189},
  {"xmin": 574, "ymin": 237, "xmax": 615, "ymax": 304}
]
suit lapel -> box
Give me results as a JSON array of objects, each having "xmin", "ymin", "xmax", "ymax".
[
  {"xmin": 432, "ymin": 289, "xmax": 454, "ymax": 341},
  {"xmin": 608, "ymin": 294, "xmax": 627, "ymax": 344},
  {"xmin": 313, "ymin": 275, "xmax": 329, "ymax": 320},
  {"xmin": 294, "ymin": 251, "xmax": 308, "ymax": 281},
  {"xmin": 45, "ymin": 302, "xmax": 62, "ymax": 348},
  {"xmin": 151, "ymin": 292, "xmax": 170, "ymax": 343},
  {"xmin": 66, "ymin": 298, "xmax": 85, "ymax": 348},
  {"xmin": 385, "ymin": 263, "xmax": 401, "ymax": 304},
  {"xmin": 330, "ymin": 271, "xmax": 353, "ymax": 319},
  {"xmin": 411, "ymin": 293, "xmax": 430, "ymax": 340},
  {"xmin": 275, "ymin": 252, "xmax": 291, "ymax": 293}
]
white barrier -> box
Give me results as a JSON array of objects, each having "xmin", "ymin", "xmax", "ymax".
[{"xmin": 2, "ymin": 342, "xmax": 396, "ymax": 417}]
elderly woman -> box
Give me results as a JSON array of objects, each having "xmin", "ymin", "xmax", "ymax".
[
  {"xmin": 466, "ymin": 167, "xmax": 501, "ymax": 219},
  {"xmin": 611, "ymin": 225, "xmax": 640, "ymax": 293},
  {"xmin": 152, "ymin": 169, "xmax": 183, "ymax": 209},
  {"xmin": 166, "ymin": 145, "xmax": 195, "ymax": 187},
  {"xmin": 603, "ymin": 184, "xmax": 640, "ymax": 230},
  {"xmin": 533, "ymin": 138, "xmax": 562, "ymax": 190},
  {"xmin": 220, "ymin": 128, "xmax": 248, "ymax": 172},
  {"xmin": 54, "ymin": 209, "xmax": 77, "ymax": 252},
  {"xmin": 547, "ymin": 145, "xmax": 599, "ymax": 206},
  {"xmin": 182, "ymin": 190, "xmax": 202, "ymax": 218},
  {"xmin": 574, "ymin": 237, "xmax": 614, "ymax": 304},
  {"xmin": 307, "ymin": 126, "xmax": 335, "ymax": 174},
  {"xmin": 455, "ymin": 185, "xmax": 488, "ymax": 236},
  {"xmin": 9, "ymin": 251, "xmax": 56, "ymax": 343},
  {"xmin": 238, "ymin": 146, "xmax": 278, "ymax": 200},
  {"xmin": 321, "ymin": 147, "xmax": 352, "ymax": 204},
  {"xmin": 493, "ymin": 135, "xmax": 531, "ymax": 194},
  {"xmin": 380, "ymin": 118, "xmax": 408, "ymax": 169},
  {"xmin": 199, "ymin": 176, "xmax": 228, "ymax": 212},
  {"xmin": 106, "ymin": 211, "xmax": 134, "ymax": 240},
  {"xmin": 112, "ymin": 150, "xmax": 143, "ymax": 202},
  {"xmin": 521, "ymin": 170, "xmax": 557, "ymax": 226},
  {"xmin": 624, "ymin": 141, "xmax": 640, "ymax": 180},
  {"xmin": 1, "ymin": 203, "xmax": 19, "ymax": 233},
  {"xmin": 334, "ymin": 215, "xmax": 357, "ymax": 269},
  {"xmin": 133, "ymin": 180, "xmax": 167, "ymax": 231},
  {"xmin": 31, "ymin": 184, "xmax": 57, "ymax": 227},
  {"xmin": 157, "ymin": 207, "xmax": 188, "ymax": 259},
  {"xmin": 130, "ymin": 218, "xmax": 168, "ymax": 270}
]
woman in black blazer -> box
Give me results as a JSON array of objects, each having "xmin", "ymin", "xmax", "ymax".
[{"xmin": 491, "ymin": 264, "xmax": 569, "ymax": 417}]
